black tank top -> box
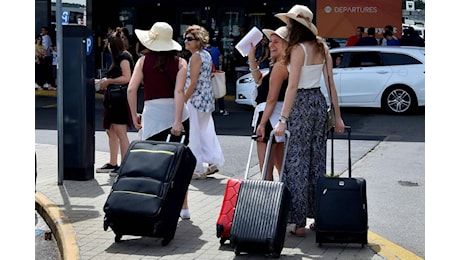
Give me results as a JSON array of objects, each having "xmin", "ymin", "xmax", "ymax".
[{"xmin": 255, "ymin": 67, "xmax": 288, "ymax": 105}]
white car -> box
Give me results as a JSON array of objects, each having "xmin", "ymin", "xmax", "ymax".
[
  {"xmin": 235, "ymin": 46, "xmax": 425, "ymax": 114},
  {"xmin": 235, "ymin": 68, "xmax": 270, "ymax": 106}
]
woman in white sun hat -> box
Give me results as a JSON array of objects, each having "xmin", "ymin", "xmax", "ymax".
[
  {"xmin": 127, "ymin": 21, "xmax": 192, "ymax": 219},
  {"xmin": 248, "ymin": 26, "xmax": 289, "ymax": 181},
  {"xmin": 273, "ymin": 4, "xmax": 345, "ymax": 236}
]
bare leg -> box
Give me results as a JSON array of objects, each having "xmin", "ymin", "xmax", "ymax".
[
  {"xmin": 112, "ymin": 123, "xmax": 130, "ymax": 161},
  {"xmin": 272, "ymin": 142, "xmax": 285, "ymax": 177},
  {"xmin": 107, "ymin": 127, "xmax": 119, "ymax": 166},
  {"xmin": 182, "ymin": 191, "xmax": 188, "ymax": 209},
  {"xmin": 257, "ymin": 141, "xmax": 274, "ymax": 180},
  {"xmin": 180, "ymin": 191, "xmax": 190, "ymax": 219}
]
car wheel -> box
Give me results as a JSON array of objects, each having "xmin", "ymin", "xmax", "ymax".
[{"xmin": 382, "ymin": 85, "xmax": 417, "ymax": 114}]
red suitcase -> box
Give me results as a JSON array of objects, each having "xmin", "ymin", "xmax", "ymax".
[{"xmin": 216, "ymin": 135, "xmax": 257, "ymax": 245}]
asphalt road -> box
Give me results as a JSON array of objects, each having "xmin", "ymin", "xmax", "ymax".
[
  {"xmin": 35, "ymin": 94, "xmax": 425, "ymax": 142},
  {"xmin": 35, "ymin": 210, "xmax": 60, "ymax": 260}
]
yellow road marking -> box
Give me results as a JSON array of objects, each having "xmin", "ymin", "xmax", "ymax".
[{"xmin": 368, "ymin": 230, "xmax": 423, "ymax": 260}]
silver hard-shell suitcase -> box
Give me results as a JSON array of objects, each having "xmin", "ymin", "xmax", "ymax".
[{"xmin": 230, "ymin": 130, "xmax": 290, "ymax": 258}]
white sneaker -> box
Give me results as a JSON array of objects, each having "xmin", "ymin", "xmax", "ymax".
[
  {"xmin": 43, "ymin": 83, "xmax": 49, "ymax": 89},
  {"xmin": 180, "ymin": 209, "xmax": 190, "ymax": 219}
]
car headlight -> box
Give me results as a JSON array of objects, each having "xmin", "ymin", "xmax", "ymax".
[{"xmin": 238, "ymin": 77, "xmax": 254, "ymax": 84}]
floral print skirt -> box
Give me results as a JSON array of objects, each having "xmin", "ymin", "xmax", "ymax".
[{"xmin": 282, "ymin": 88, "xmax": 328, "ymax": 227}]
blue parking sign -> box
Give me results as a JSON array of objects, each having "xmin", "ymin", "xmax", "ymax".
[
  {"xmin": 62, "ymin": 10, "xmax": 70, "ymax": 24},
  {"xmin": 86, "ymin": 36, "xmax": 93, "ymax": 56}
]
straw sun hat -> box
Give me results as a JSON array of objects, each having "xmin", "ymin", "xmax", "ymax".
[
  {"xmin": 262, "ymin": 26, "xmax": 289, "ymax": 41},
  {"xmin": 275, "ymin": 5, "xmax": 318, "ymax": 36},
  {"xmin": 135, "ymin": 22, "xmax": 182, "ymax": 52}
]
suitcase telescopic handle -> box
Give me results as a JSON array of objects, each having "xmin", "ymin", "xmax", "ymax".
[
  {"xmin": 166, "ymin": 131, "xmax": 186, "ymax": 143},
  {"xmin": 261, "ymin": 130, "xmax": 291, "ymax": 181},
  {"xmin": 330, "ymin": 126, "xmax": 352, "ymax": 177},
  {"xmin": 244, "ymin": 134, "xmax": 260, "ymax": 180}
]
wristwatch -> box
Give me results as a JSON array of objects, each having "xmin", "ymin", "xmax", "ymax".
[{"xmin": 279, "ymin": 118, "xmax": 287, "ymax": 124}]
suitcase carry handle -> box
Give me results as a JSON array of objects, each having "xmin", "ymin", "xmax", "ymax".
[
  {"xmin": 261, "ymin": 130, "xmax": 291, "ymax": 180},
  {"xmin": 166, "ymin": 131, "xmax": 186, "ymax": 143},
  {"xmin": 330, "ymin": 126, "xmax": 352, "ymax": 177}
]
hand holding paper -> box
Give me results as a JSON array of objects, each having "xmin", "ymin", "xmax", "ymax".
[{"xmin": 235, "ymin": 26, "xmax": 263, "ymax": 57}]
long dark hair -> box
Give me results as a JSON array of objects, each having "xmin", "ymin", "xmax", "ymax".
[
  {"xmin": 107, "ymin": 28, "xmax": 132, "ymax": 70},
  {"xmin": 143, "ymin": 50, "xmax": 179, "ymax": 72},
  {"xmin": 283, "ymin": 19, "xmax": 325, "ymax": 65}
]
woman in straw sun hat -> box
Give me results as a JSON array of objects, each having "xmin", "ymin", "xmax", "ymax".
[
  {"xmin": 127, "ymin": 21, "xmax": 192, "ymax": 219},
  {"xmin": 247, "ymin": 26, "xmax": 289, "ymax": 181},
  {"xmin": 272, "ymin": 4, "xmax": 345, "ymax": 236}
]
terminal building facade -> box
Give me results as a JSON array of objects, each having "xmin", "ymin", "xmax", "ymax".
[{"xmin": 36, "ymin": 0, "xmax": 312, "ymax": 82}]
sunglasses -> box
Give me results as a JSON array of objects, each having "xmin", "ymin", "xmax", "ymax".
[{"xmin": 184, "ymin": 36, "xmax": 196, "ymax": 41}]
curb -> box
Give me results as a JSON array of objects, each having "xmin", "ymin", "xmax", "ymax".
[
  {"xmin": 368, "ymin": 231, "xmax": 423, "ymax": 260},
  {"xmin": 35, "ymin": 192, "xmax": 80, "ymax": 260},
  {"xmin": 35, "ymin": 89, "xmax": 104, "ymax": 100}
]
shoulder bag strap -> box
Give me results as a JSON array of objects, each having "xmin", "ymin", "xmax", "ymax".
[{"xmin": 324, "ymin": 48, "xmax": 334, "ymax": 110}]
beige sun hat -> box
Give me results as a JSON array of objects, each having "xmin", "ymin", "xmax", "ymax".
[
  {"xmin": 262, "ymin": 26, "xmax": 289, "ymax": 41},
  {"xmin": 275, "ymin": 5, "xmax": 318, "ymax": 36},
  {"xmin": 135, "ymin": 22, "xmax": 182, "ymax": 52}
]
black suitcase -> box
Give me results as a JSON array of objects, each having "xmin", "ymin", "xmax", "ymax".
[
  {"xmin": 103, "ymin": 134, "xmax": 196, "ymax": 246},
  {"xmin": 315, "ymin": 126, "xmax": 368, "ymax": 246},
  {"xmin": 230, "ymin": 130, "xmax": 291, "ymax": 258}
]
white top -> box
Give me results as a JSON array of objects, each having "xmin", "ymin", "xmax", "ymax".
[
  {"xmin": 251, "ymin": 101, "xmax": 285, "ymax": 142},
  {"xmin": 141, "ymin": 98, "xmax": 189, "ymax": 140},
  {"xmin": 42, "ymin": 34, "xmax": 52, "ymax": 56},
  {"xmin": 288, "ymin": 43, "xmax": 324, "ymax": 89}
]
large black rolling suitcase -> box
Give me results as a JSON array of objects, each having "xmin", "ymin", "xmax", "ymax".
[
  {"xmin": 315, "ymin": 126, "xmax": 368, "ymax": 246},
  {"xmin": 103, "ymin": 134, "xmax": 196, "ymax": 246},
  {"xmin": 230, "ymin": 130, "xmax": 291, "ymax": 258}
]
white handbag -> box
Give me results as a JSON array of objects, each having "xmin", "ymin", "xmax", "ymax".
[{"xmin": 211, "ymin": 70, "xmax": 226, "ymax": 99}]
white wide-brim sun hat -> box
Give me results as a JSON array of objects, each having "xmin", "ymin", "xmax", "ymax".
[
  {"xmin": 135, "ymin": 22, "xmax": 182, "ymax": 52},
  {"xmin": 275, "ymin": 4, "xmax": 318, "ymax": 36},
  {"xmin": 262, "ymin": 26, "xmax": 289, "ymax": 41}
]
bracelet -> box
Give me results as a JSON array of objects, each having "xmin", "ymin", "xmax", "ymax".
[
  {"xmin": 280, "ymin": 115, "xmax": 289, "ymax": 121},
  {"xmin": 249, "ymin": 67, "xmax": 260, "ymax": 72},
  {"xmin": 247, "ymin": 59, "xmax": 257, "ymax": 64}
]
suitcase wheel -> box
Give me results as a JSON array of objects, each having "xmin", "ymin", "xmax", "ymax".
[
  {"xmin": 270, "ymin": 252, "xmax": 281, "ymax": 259},
  {"xmin": 103, "ymin": 217, "xmax": 109, "ymax": 231},
  {"xmin": 266, "ymin": 248, "xmax": 281, "ymax": 258},
  {"xmin": 219, "ymin": 237, "xmax": 226, "ymax": 245},
  {"xmin": 216, "ymin": 224, "xmax": 223, "ymax": 238},
  {"xmin": 161, "ymin": 238, "xmax": 172, "ymax": 246},
  {"xmin": 234, "ymin": 247, "xmax": 241, "ymax": 256},
  {"xmin": 114, "ymin": 234, "xmax": 122, "ymax": 243}
]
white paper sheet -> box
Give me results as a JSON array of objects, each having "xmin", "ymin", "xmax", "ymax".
[{"xmin": 235, "ymin": 26, "xmax": 263, "ymax": 57}]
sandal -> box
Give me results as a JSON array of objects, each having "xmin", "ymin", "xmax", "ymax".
[
  {"xmin": 192, "ymin": 172, "xmax": 207, "ymax": 180},
  {"xmin": 289, "ymin": 224, "xmax": 306, "ymax": 237},
  {"xmin": 205, "ymin": 164, "xmax": 219, "ymax": 175}
]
